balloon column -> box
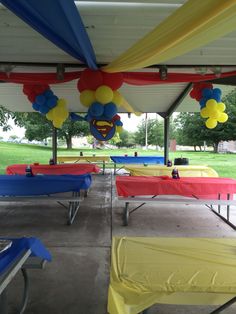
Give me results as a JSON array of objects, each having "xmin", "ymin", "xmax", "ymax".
[
  {"xmin": 190, "ymin": 82, "xmax": 228, "ymax": 129},
  {"xmin": 23, "ymin": 84, "xmax": 69, "ymax": 128},
  {"xmin": 76, "ymin": 69, "xmax": 124, "ymax": 141}
]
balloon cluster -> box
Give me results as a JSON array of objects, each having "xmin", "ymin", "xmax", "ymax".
[
  {"xmin": 190, "ymin": 82, "xmax": 228, "ymax": 129},
  {"xmin": 77, "ymin": 69, "xmax": 124, "ymax": 137},
  {"xmin": 23, "ymin": 84, "xmax": 69, "ymax": 128}
]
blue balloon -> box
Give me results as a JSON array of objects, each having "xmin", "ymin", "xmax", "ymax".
[
  {"xmin": 212, "ymin": 88, "xmax": 222, "ymax": 102},
  {"xmin": 39, "ymin": 104, "xmax": 50, "ymax": 114},
  {"xmin": 202, "ymin": 88, "xmax": 212, "ymax": 100},
  {"xmin": 89, "ymin": 102, "xmax": 104, "ymax": 117},
  {"xmin": 44, "ymin": 89, "xmax": 54, "ymax": 98},
  {"xmin": 46, "ymin": 96, "xmax": 58, "ymax": 108},
  {"xmin": 103, "ymin": 102, "xmax": 117, "ymax": 119},
  {"xmin": 199, "ymin": 98, "xmax": 206, "ymax": 108},
  {"xmin": 32, "ymin": 102, "xmax": 40, "ymax": 111},
  {"xmin": 35, "ymin": 94, "xmax": 46, "ymax": 105},
  {"xmin": 116, "ymin": 120, "xmax": 123, "ymax": 126}
]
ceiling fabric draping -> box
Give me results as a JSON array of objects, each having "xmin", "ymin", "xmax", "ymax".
[
  {"xmin": 0, "ymin": 0, "xmax": 97, "ymax": 69},
  {"xmin": 0, "ymin": 70, "xmax": 235, "ymax": 85},
  {"xmin": 103, "ymin": 0, "xmax": 236, "ymax": 73}
]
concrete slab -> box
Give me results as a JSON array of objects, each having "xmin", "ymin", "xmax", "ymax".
[{"xmin": 1, "ymin": 172, "xmax": 236, "ymax": 314}]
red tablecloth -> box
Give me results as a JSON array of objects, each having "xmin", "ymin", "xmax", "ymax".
[
  {"xmin": 116, "ymin": 176, "xmax": 236, "ymax": 198},
  {"xmin": 6, "ymin": 163, "xmax": 100, "ymax": 175}
]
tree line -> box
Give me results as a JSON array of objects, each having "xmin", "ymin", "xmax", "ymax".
[{"xmin": 1, "ymin": 89, "xmax": 236, "ymax": 152}]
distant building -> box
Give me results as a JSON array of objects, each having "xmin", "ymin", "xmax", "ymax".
[{"xmin": 218, "ymin": 141, "xmax": 236, "ymax": 153}]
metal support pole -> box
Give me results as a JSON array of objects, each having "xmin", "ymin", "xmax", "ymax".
[
  {"xmin": 52, "ymin": 126, "xmax": 57, "ymax": 164},
  {"xmin": 164, "ymin": 116, "xmax": 170, "ymax": 165},
  {"xmin": 145, "ymin": 113, "xmax": 148, "ymax": 150}
]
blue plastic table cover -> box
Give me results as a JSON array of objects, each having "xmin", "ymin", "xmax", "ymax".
[
  {"xmin": 0, "ymin": 237, "xmax": 51, "ymax": 275},
  {"xmin": 110, "ymin": 156, "xmax": 165, "ymax": 164},
  {"xmin": 0, "ymin": 174, "xmax": 92, "ymax": 196}
]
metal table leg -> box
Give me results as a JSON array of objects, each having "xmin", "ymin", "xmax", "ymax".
[
  {"xmin": 123, "ymin": 202, "xmax": 129, "ymax": 226},
  {"xmin": 209, "ymin": 296, "xmax": 236, "ymax": 313}
]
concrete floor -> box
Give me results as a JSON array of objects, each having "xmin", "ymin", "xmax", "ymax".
[{"xmin": 1, "ymin": 172, "xmax": 236, "ymax": 314}]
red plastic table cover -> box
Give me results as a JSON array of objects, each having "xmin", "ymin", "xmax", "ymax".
[
  {"xmin": 116, "ymin": 176, "xmax": 236, "ymax": 198},
  {"xmin": 6, "ymin": 163, "xmax": 100, "ymax": 176}
]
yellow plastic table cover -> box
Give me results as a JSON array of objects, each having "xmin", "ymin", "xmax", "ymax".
[
  {"xmin": 108, "ymin": 237, "xmax": 236, "ymax": 314},
  {"xmin": 57, "ymin": 155, "xmax": 110, "ymax": 163},
  {"xmin": 124, "ymin": 165, "xmax": 218, "ymax": 178}
]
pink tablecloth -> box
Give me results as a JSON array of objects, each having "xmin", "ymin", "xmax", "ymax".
[
  {"xmin": 6, "ymin": 163, "xmax": 100, "ymax": 175},
  {"xmin": 116, "ymin": 176, "xmax": 236, "ymax": 198}
]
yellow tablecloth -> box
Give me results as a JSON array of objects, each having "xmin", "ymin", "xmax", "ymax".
[
  {"xmin": 108, "ymin": 237, "xmax": 236, "ymax": 314},
  {"xmin": 124, "ymin": 165, "xmax": 219, "ymax": 177},
  {"xmin": 57, "ymin": 155, "xmax": 110, "ymax": 163}
]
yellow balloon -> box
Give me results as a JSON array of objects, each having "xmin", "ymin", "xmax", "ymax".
[
  {"xmin": 116, "ymin": 126, "xmax": 123, "ymax": 133},
  {"xmin": 210, "ymin": 109, "xmax": 221, "ymax": 120},
  {"xmin": 95, "ymin": 85, "xmax": 113, "ymax": 104},
  {"xmin": 57, "ymin": 98, "xmax": 66, "ymax": 107},
  {"xmin": 46, "ymin": 109, "xmax": 54, "ymax": 121},
  {"xmin": 80, "ymin": 90, "xmax": 95, "ymax": 107},
  {"xmin": 53, "ymin": 118, "xmax": 63, "ymax": 129},
  {"xmin": 217, "ymin": 102, "xmax": 226, "ymax": 112},
  {"xmin": 218, "ymin": 112, "xmax": 228, "ymax": 123},
  {"xmin": 112, "ymin": 91, "xmax": 123, "ymax": 107},
  {"xmin": 205, "ymin": 118, "xmax": 217, "ymax": 129},
  {"xmin": 200, "ymin": 107, "xmax": 209, "ymax": 118},
  {"xmin": 206, "ymin": 99, "xmax": 217, "ymax": 111}
]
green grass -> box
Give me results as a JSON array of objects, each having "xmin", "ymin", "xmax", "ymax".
[{"xmin": 0, "ymin": 142, "xmax": 236, "ymax": 178}]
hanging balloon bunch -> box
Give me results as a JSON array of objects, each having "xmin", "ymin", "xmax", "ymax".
[
  {"xmin": 190, "ymin": 82, "xmax": 228, "ymax": 129},
  {"xmin": 76, "ymin": 69, "xmax": 124, "ymax": 141},
  {"xmin": 23, "ymin": 84, "xmax": 69, "ymax": 128}
]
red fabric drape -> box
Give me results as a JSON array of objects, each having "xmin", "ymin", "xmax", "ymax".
[{"xmin": 0, "ymin": 70, "xmax": 235, "ymax": 85}]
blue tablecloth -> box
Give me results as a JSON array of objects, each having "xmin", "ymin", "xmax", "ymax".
[
  {"xmin": 110, "ymin": 156, "xmax": 164, "ymax": 164},
  {"xmin": 0, "ymin": 237, "xmax": 51, "ymax": 275},
  {"xmin": 0, "ymin": 174, "xmax": 92, "ymax": 196}
]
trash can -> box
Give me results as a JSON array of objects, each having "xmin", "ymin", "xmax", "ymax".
[{"xmin": 174, "ymin": 158, "xmax": 189, "ymax": 165}]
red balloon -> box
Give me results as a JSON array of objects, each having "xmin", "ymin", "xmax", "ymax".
[
  {"xmin": 77, "ymin": 78, "xmax": 88, "ymax": 92},
  {"xmin": 102, "ymin": 72, "xmax": 123, "ymax": 90},
  {"xmin": 112, "ymin": 114, "xmax": 120, "ymax": 121},
  {"xmin": 190, "ymin": 89, "xmax": 196, "ymax": 99},
  {"xmin": 34, "ymin": 84, "xmax": 49, "ymax": 94},
  {"xmin": 28, "ymin": 92, "xmax": 36, "ymax": 103},
  {"xmin": 80, "ymin": 69, "xmax": 103, "ymax": 90},
  {"xmin": 23, "ymin": 84, "xmax": 34, "ymax": 95}
]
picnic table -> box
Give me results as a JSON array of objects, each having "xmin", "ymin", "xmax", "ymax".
[
  {"xmin": 110, "ymin": 156, "xmax": 164, "ymax": 174},
  {"xmin": 0, "ymin": 237, "xmax": 51, "ymax": 314},
  {"xmin": 116, "ymin": 176, "xmax": 236, "ymax": 227},
  {"xmin": 6, "ymin": 163, "xmax": 100, "ymax": 175},
  {"xmin": 57, "ymin": 155, "xmax": 110, "ymax": 175},
  {"xmin": 0, "ymin": 174, "xmax": 92, "ymax": 225},
  {"xmin": 108, "ymin": 237, "xmax": 236, "ymax": 314},
  {"xmin": 124, "ymin": 164, "xmax": 219, "ymax": 177}
]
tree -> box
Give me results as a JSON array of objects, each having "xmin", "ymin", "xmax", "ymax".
[
  {"xmin": 174, "ymin": 89, "xmax": 236, "ymax": 153},
  {"xmin": 13, "ymin": 112, "xmax": 90, "ymax": 149},
  {"xmin": 117, "ymin": 129, "xmax": 135, "ymax": 148},
  {"xmin": 0, "ymin": 105, "xmax": 12, "ymax": 131},
  {"xmin": 134, "ymin": 118, "xmax": 164, "ymax": 147}
]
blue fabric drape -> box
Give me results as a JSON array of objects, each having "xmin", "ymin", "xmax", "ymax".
[{"xmin": 1, "ymin": 0, "xmax": 97, "ymax": 69}]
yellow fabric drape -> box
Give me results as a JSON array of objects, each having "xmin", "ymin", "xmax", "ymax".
[
  {"xmin": 103, "ymin": 0, "xmax": 236, "ymax": 73},
  {"xmin": 108, "ymin": 237, "xmax": 236, "ymax": 314}
]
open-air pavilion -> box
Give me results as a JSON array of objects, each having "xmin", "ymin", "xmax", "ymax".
[{"xmin": 1, "ymin": 1, "xmax": 236, "ymax": 313}]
